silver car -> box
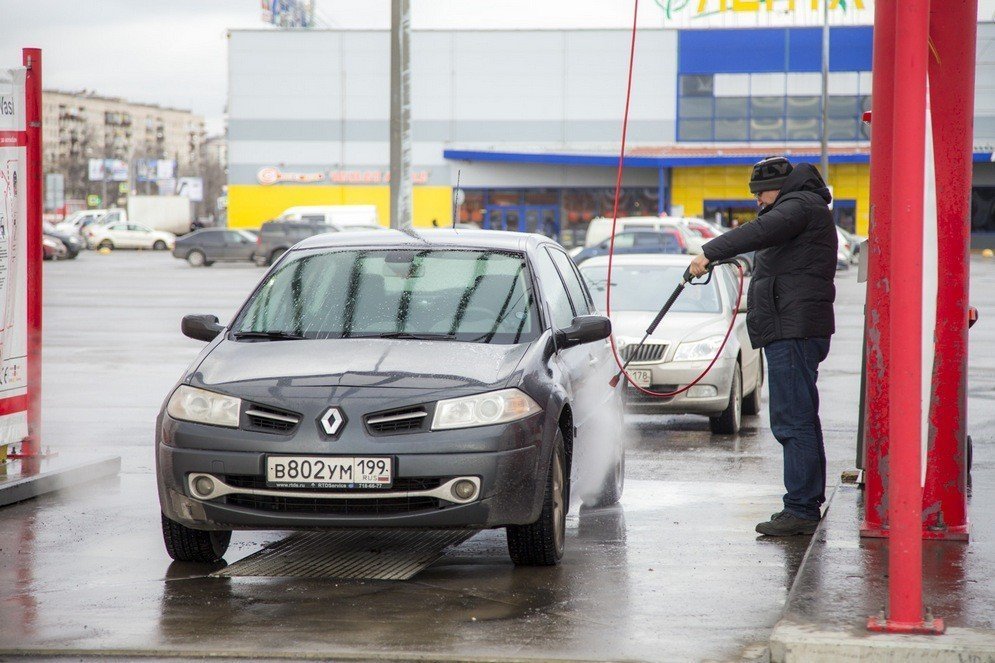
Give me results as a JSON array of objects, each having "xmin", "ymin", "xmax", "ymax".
[{"xmin": 579, "ymin": 254, "xmax": 763, "ymax": 434}]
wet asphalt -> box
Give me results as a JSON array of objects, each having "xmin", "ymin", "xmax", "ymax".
[{"xmin": 0, "ymin": 249, "xmax": 990, "ymax": 662}]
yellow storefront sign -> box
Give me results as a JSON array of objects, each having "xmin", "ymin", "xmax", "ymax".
[{"xmin": 227, "ymin": 185, "xmax": 454, "ymax": 230}]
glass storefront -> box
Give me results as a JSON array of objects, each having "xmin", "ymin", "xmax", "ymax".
[{"xmin": 458, "ymin": 187, "xmax": 660, "ymax": 247}]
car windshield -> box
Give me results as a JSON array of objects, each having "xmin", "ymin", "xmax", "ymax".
[
  {"xmin": 234, "ymin": 249, "xmax": 538, "ymax": 344},
  {"xmin": 580, "ymin": 264, "xmax": 722, "ymax": 314}
]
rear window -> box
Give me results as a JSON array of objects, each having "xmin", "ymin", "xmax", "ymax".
[{"xmin": 234, "ymin": 249, "xmax": 538, "ymax": 344}]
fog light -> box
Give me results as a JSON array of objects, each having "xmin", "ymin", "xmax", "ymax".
[
  {"xmin": 451, "ymin": 479, "xmax": 477, "ymax": 501},
  {"xmin": 687, "ymin": 385, "xmax": 718, "ymax": 399},
  {"xmin": 193, "ymin": 476, "xmax": 216, "ymax": 497}
]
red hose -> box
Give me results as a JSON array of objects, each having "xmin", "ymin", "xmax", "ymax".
[{"xmin": 605, "ymin": 0, "xmax": 744, "ymax": 399}]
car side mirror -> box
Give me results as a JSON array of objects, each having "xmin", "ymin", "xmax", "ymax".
[
  {"xmin": 555, "ymin": 315, "xmax": 612, "ymax": 350},
  {"xmin": 182, "ymin": 314, "xmax": 224, "ymax": 342}
]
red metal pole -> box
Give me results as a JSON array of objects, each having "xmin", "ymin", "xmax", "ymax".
[
  {"xmin": 22, "ymin": 48, "xmax": 42, "ymax": 456},
  {"xmin": 867, "ymin": 0, "xmax": 943, "ymax": 634},
  {"xmin": 860, "ymin": 0, "xmax": 897, "ymax": 538},
  {"xmin": 923, "ymin": 0, "xmax": 976, "ymax": 541}
]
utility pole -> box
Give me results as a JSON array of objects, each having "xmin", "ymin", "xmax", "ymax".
[
  {"xmin": 820, "ymin": 0, "xmax": 830, "ymax": 183},
  {"xmin": 389, "ymin": 0, "xmax": 412, "ymax": 229}
]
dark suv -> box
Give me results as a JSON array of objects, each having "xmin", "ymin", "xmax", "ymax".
[{"xmin": 255, "ymin": 220, "xmax": 382, "ymax": 266}]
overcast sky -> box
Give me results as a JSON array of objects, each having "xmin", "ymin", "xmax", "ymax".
[{"xmin": 3, "ymin": 1, "xmax": 994, "ymax": 135}]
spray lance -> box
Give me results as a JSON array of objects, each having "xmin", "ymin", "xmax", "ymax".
[{"xmin": 608, "ymin": 259, "xmax": 746, "ymax": 393}]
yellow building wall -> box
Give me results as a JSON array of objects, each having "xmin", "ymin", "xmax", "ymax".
[
  {"xmin": 670, "ymin": 163, "xmax": 870, "ymax": 235},
  {"xmin": 227, "ymin": 185, "xmax": 453, "ymax": 230}
]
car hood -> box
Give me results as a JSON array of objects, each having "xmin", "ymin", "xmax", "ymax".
[
  {"xmin": 609, "ymin": 310, "xmax": 728, "ymax": 345},
  {"xmin": 194, "ymin": 337, "xmax": 530, "ymax": 390}
]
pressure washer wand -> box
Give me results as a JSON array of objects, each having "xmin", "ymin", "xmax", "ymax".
[{"xmin": 608, "ymin": 265, "xmax": 694, "ymax": 388}]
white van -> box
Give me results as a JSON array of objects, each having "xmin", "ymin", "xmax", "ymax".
[
  {"xmin": 581, "ymin": 216, "xmax": 705, "ymax": 254},
  {"xmin": 277, "ymin": 205, "xmax": 381, "ymax": 229}
]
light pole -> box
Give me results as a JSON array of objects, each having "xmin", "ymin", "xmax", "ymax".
[
  {"xmin": 820, "ymin": 0, "xmax": 830, "ymax": 183},
  {"xmin": 389, "ymin": 0, "xmax": 412, "ymax": 230}
]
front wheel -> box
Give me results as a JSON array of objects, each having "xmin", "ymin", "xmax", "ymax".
[
  {"xmin": 710, "ymin": 363, "xmax": 742, "ymax": 435},
  {"xmin": 742, "ymin": 354, "xmax": 764, "ymax": 416},
  {"xmin": 161, "ymin": 513, "xmax": 231, "ymax": 563},
  {"xmin": 153, "ymin": 240, "xmax": 167, "ymax": 251},
  {"xmin": 506, "ymin": 432, "xmax": 567, "ymax": 566}
]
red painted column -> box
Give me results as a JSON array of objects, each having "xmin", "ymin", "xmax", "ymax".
[
  {"xmin": 923, "ymin": 0, "xmax": 976, "ymax": 541},
  {"xmin": 22, "ymin": 48, "xmax": 42, "ymax": 456},
  {"xmin": 867, "ymin": 0, "xmax": 943, "ymax": 634},
  {"xmin": 860, "ymin": 0, "xmax": 896, "ymax": 538}
]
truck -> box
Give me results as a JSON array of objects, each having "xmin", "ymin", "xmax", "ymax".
[{"xmin": 127, "ymin": 196, "xmax": 192, "ymax": 235}]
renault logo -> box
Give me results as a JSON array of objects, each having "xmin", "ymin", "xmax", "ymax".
[{"xmin": 319, "ymin": 407, "xmax": 346, "ymax": 438}]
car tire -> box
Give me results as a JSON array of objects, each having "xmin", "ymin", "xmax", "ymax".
[
  {"xmin": 161, "ymin": 513, "xmax": 231, "ymax": 563},
  {"xmin": 98, "ymin": 240, "xmax": 113, "ymax": 250},
  {"xmin": 742, "ymin": 355, "xmax": 764, "ymax": 416},
  {"xmin": 153, "ymin": 240, "xmax": 167, "ymax": 251},
  {"xmin": 269, "ymin": 248, "xmax": 286, "ymax": 265},
  {"xmin": 506, "ymin": 431, "xmax": 567, "ymax": 566},
  {"xmin": 710, "ymin": 363, "xmax": 742, "ymax": 435},
  {"xmin": 587, "ymin": 442, "xmax": 625, "ymax": 508},
  {"xmin": 187, "ymin": 250, "xmax": 206, "ymax": 267}
]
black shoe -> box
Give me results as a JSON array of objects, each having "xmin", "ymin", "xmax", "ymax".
[{"xmin": 756, "ymin": 511, "xmax": 819, "ymax": 536}]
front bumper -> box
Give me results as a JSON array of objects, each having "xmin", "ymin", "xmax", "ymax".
[{"xmin": 623, "ymin": 357, "xmax": 735, "ymax": 414}]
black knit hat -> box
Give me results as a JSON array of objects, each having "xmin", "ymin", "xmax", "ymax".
[{"xmin": 749, "ymin": 156, "xmax": 793, "ymax": 193}]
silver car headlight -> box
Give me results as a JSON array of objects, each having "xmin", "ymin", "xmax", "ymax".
[
  {"xmin": 672, "ymin": 335, "xmax": 725, "ymax": 362},
  {"xmin": 432, "ymin": 388, "xmax": 541, "ymax": 430},
  {"xmin": 166, "ymin": 385, "xmax": 241, "ymax": 428}
]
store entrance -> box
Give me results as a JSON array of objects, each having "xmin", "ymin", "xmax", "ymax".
[{"xmin": 484, "ymin": 205, "xmax": 560, "ymax": 238}]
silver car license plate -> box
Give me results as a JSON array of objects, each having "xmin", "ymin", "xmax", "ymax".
[
  {"xmin": 265, "ymin": 456, "xmax": 393, "ymax": 489},
  {"xmin": 628, "ymin": 369, "xmax": 652, "ymax": 388}
]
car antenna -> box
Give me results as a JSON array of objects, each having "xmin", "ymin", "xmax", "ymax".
[{"xmin": 452, "ymin": 169, "xmax": 462, "ymax": 231}]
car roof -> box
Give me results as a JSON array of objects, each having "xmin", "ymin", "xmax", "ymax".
[
  {"xmin": 578, "ymin": 254, "xmax": 694, "ymax": 269},
  {"xmin": 294, "ymin": 228, "xmax": 558, "ymax": 254}
]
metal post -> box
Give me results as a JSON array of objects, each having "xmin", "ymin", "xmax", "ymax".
[
  {"xmin": 22, "ymin": 48, "xmax": 42, "ymax": 456},
  {"xmin": 389, "ymin": 0, "xmax": 412, "ymax": 230},
  {"xmin": 860, "ymin": 0, "xmax": 897, "ymax": 539},
  {"xmin": 923, "ymin": 0, "xmax": 977, "ymax": 541},
  {"xmin": 819, "ymin": 0, "xmax": 830, "ymax": 182},
  {"xmin": 866, "ymin": 0, "xmax": 943, "ymax": 635}
]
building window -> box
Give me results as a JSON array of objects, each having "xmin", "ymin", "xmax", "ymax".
[{"xmin": 677, "ymin": 73, "xmax": 870, "ymax": 142}]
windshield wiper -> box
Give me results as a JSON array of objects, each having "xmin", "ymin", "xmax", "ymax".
[
  {"xmin": 358, "ymin": 331, "xmax": 459, "ymax": 341},
  {"xmin": 232, "ymin": 330, "xmax": 306, "ymax": 341}
]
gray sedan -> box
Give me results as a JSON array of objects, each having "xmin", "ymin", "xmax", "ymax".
[{"xmin": 157, "ymin": 229, "xmax": 622, "ymax": 567}]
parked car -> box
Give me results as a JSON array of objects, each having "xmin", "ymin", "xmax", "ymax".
[
  {"xmin": 42, "ymin": 235, "xmax": 67, "ymax": 261},
  {"xmin": 157, "ymin": 229, "xmax": 622, "ymax": 567},
  {"xmin": 835, "ymin": 226, "xmax": 853, "ymax": 270},
  {"xmin": 43, "ymin": 221, "xmax": 83, "ymax": 259},
  {"xmin": 87, "ymin": 222, "xmax": 175, "ymax": 251},
  {"xmin": 580, "ymin": 216, "xmax": 706, "ymax": 254},
  {"xmin": 838, "ymin": 226, "xmax": 865, "ymax": 266},
  {"xmin": 54, "ymin": 208, "xmax": 118, "ymax": 237},
  {"xmin": 572, "ymin": 229, "xmax": 688, "ymax": 265},
  {"xmin": 578, "ymin": 253, "xmax": 762, "ymax": 434},
  {"xmin": 254, "ymin": 219, "xmax": 384, "ymax": 266},
  {"xmin": 173, "ymin": 229, "xmax": 258, "ymax": 267}
]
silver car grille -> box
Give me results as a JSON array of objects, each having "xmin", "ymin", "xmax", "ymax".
[{"xmin": 620, "ymin": 343, "xmax": 667, "ymax": 363}]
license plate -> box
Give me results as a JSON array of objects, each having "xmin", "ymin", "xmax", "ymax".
[
  {"xmin": 628, "ymin": 369, "xmax": 652, "ymax": 388},
  {"xmin": 265, "ymin": 456, "xmax": 393, "ymax": 489}
]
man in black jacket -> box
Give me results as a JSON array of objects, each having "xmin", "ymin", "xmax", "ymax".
[{"xmin": 689, "ymin": 156, "xmax": 837, "ymax": 536}]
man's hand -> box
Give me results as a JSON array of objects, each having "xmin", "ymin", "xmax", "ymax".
[{"xmin": 689, "ymin": 254, "xmax": 711, "ymax": 278}]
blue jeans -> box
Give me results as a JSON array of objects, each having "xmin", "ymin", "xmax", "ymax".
[{"xmin": 764, "ymin": 338, "xmax": 831, "ymax": 521}]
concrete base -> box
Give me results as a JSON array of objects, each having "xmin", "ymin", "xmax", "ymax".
[
  {"xmin": 0, "ymin": 452, "xmax": 121, "ymax": 507},
  {"xmin": 770, "ymin": 483, "xmax": 995, "ymax": 663}
]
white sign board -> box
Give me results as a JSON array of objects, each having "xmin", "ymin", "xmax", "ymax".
[
  {"xmin": 0, "ymin": 67, "xmax": 30, "ymax": 445},
  {"xmin": 655, "ymin": 0, "xmax": 874, "ymax": 28},
  {"xmin": 176, "ymin": 177, "xmax": 203, "ymax": 202}
]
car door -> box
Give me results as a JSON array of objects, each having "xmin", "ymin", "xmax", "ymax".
[
  {"xmin": 226, "ymin": 231, "xmax": 256, "ymax": 261},
  {"xmin": 104, "ymin": 223, "xmax": 129, "ymax": 247},
  {"xmin": 129, "ymin": 224, "xmax": 154, "ymax": 249},
  {"xmin": 198, "ymin": 231, "xmax": 223, "ymax": 260}
]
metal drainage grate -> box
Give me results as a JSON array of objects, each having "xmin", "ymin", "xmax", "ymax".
[{"xmin": 212, "ymin": 528, "xmax": 479, "ymax": 581}]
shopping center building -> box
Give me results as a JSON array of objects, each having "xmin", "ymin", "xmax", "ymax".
[{"xmin": 226, "ymin": 6, "xmax": 995, "ymax": 244}]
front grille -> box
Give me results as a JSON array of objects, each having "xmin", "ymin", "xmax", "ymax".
[
  {"xmin": 365, "ymin": 406, "xmax": 429, "ymax": 435},
  {"xmin": 621, "ymin": 343, "xmax": 667, "ymax": 363},
  {"xmin": 243, "ymin": 404, "xmax": 301, "ymax": 434},
  {"xmin": 224, "ymin": 474, "xmax": 443, "ymax": 493},
  {"xmin": 225, "ymin": 494, "xmax": 443, "ymax": 515}
]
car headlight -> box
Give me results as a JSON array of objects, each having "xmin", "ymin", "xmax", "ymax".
[
  {"xmin": 432, "ymin": 388, "xmax": 541, "ymax": 430},
  {"xmin": 166, "ymin": 385, "xmax": 241, "ymax": 428},
  {"xmin": 673, "ymin": 335, "xmax": 725, "ymax": 362}
]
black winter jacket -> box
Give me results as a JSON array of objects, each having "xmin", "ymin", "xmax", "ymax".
[{"xmin": 702, "ymin": 163, "xmax": 837, "ymax": 349}]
